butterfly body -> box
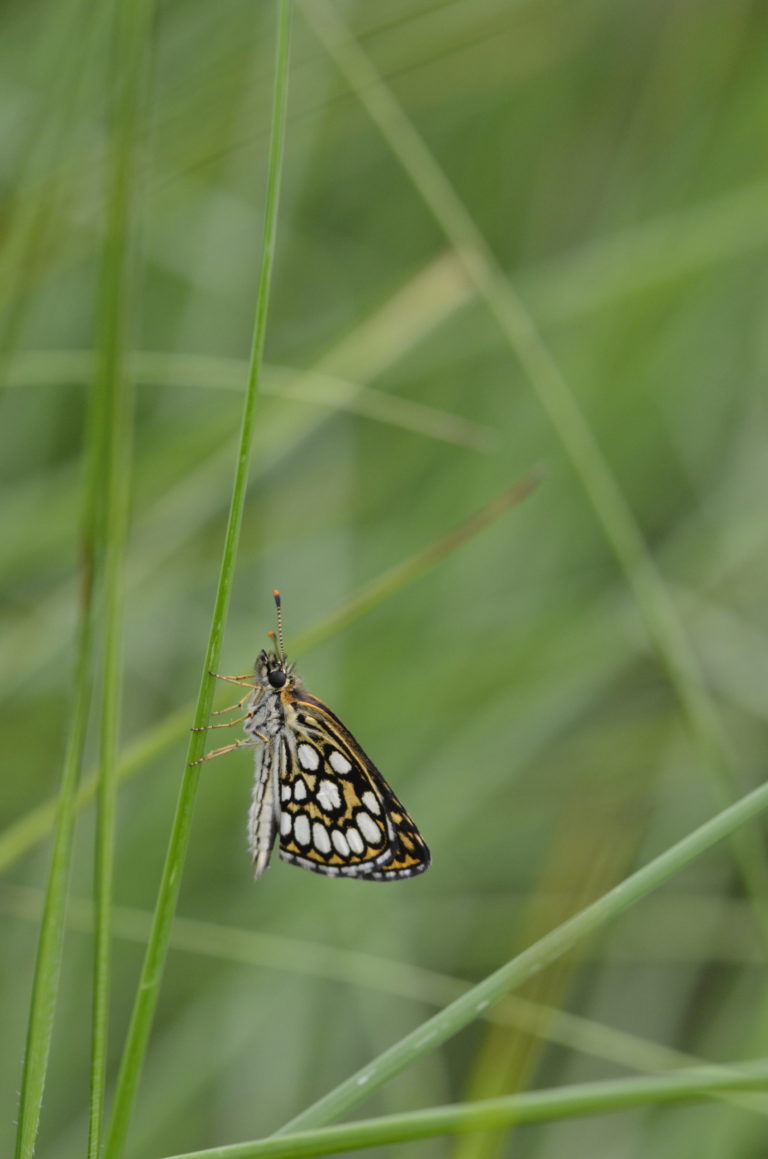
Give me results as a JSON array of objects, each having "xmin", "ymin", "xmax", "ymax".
[{"xmin": 240, "ymin": 649, "xmax": 430, "ymax": 882}]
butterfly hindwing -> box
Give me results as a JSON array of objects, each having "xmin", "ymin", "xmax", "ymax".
[
  {"xmin": 361, "ymin": 780, "xmax": 431, "ymax": 881},
  {"xmin": 248, "ymin": 741, "xmax": 280, "ymax": 879}
]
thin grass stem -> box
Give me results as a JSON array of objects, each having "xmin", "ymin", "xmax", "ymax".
[
  {"xmin": 101, "ymin": 6, "xmax": 293, "ymax": 1156},
  {"xmin": 12, "ymin": 587, "xmax": 96, "ymax": 1159},
  {"xmin": 10, "ymin": 23, "xmax": 110, "ymax": 1141},
  {"xmin": 87, "ymin": 0, "xmax": 153, "ymax": 1152}
]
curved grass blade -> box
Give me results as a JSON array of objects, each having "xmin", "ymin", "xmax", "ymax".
[
  {"xmin": 6, "ymin": 881, "xmax": 768, "ymax": 1122},
  {"xmin": 162, "ymin": 1059, "xmax": 768, "ymax": 1159},
  {"xmin": 275, "ymin": 776, "xmax": 768, "ymax": 1135}
]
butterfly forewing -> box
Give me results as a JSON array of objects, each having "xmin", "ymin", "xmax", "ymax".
[{"xmin": 275, "ymin": 693, "xmax": 430, "ymax": 880}]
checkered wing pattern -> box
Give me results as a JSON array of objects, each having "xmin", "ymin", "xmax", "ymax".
[{"xmin": 275, "ymin": 693, "xmax": 430, "ymax": 881}]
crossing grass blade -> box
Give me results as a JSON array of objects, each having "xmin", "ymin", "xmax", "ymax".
[
  {"xmin": 275, "ymin": 777, "xmax": 768, "ymax": 1135},
  {"xmin": 6, "ymin": 880, "xmax": 768, "ymax": 1122},
  {"xmin": 161, "ymin": 1060, "xmax": 768, "ymax": 1159}
]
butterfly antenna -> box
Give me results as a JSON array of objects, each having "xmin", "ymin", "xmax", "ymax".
[{"xmin": 272, "ymin": 589, "xmax": 286, "ymax": 661}]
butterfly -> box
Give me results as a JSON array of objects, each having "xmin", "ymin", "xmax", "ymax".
[{"xmin": 194, "ymin": 591, "xmax": 430, "ymax": 881}]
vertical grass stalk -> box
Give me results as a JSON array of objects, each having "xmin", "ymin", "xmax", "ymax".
[
  {"xmin": 101, "ymin": 4, "xmax": 294, "ymax": 1156},
  {"xmin": 11, "ymin": 69, "xmax": 116, "ymax": 1158},
  {"xmin": 13, "ymin": 583, "xmax": 96, "ymax": 1159},
  {"xmin": 88, "ymin": 0, "xmax": 154, "ymax": 1154}
]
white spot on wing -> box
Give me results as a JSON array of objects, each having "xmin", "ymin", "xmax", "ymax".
[
  {"xmin": 281, "ymin": 783, "xmax": 291, "ymax": 802},
  {"xmin": 332, "ymin": 829, "xmax": 349, "ymax": 857},
  {"xmin": 357, "ymin": 811, "xmax": 380, "ymax": 843},
  {"xmin": 329, "ymin": 750, "xmax": 352, "ymax": 774},
  {"xmin": 316, "ymin": 779, "xmax": 341, "ymax": 812},
  {"xmin": 347, "ymin": 827, "xmax": 364, "ymax": 855},
  {"xmin": 293, "ymin": 778, "xmax": 307, "ymax": 801},
  {"xmin": 312, "ymin": 822, "xmax": 331, "ymax": 854},
  {"xmin": 294, "ymin": 814, "xmax": 310, "ymax": 846},
  {"xmin": 361, "ymin": 791, "xmax": 380, "ymax": 815},
  {"xmin": 298, "ymin": 743, "xmax": 320, "ymax": 771},
  {"xmin": 280, "ymin": 812, "xmax": 292, "ymax": 836}
]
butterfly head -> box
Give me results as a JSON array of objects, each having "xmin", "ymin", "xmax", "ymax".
[{"xmin": 254, "ymin": 649, "xmax": 295, "ymax": 692}]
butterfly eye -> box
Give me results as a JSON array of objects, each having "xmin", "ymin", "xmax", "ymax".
[{"xmin": 268, "ymin": 669, "xmax": 287, "ymax": 689}]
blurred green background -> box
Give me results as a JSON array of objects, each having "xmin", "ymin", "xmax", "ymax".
[{"xmin": 3, "ymin": 0, "xmax": 768, "ymax": 1156}]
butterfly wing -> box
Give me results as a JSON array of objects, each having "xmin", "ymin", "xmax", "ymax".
[
  {"xmin": 247, "ymin": 738, "xmax": 281, "ymax": 879},
  {"xmin": 357, "ymin": 779, "xmax": 431, "ymax": 881},
  {"xmin": 277, "ymin": 693, "xmax": 430, "ymax": 881}
]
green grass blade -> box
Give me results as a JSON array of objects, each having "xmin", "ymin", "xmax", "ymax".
[
  {"xmin": 2, "ymin": 31, "xmax": 119, "ymax": 1151},
  {"xmin": 3, "ymin": 350, "xmax": 494, "ymax": 451},
  {"xmin": 276, "ymin": 776, "xmax": 768, "ymax": 1135},
  {"xmin": 11, "ymin": 29, "xmax": 108, "ymax": 1142},
  {"xmin": 11, "ymin": 7, "xmax": 113, "ymax": 1136},
  {"xmin": 161, "ymin": 1059, "xmax": 768, "ymax": 1159},
  {"xmin": 88, "ymin": 0, "xmax": 153, "ymax": 1153},
  {"xmin": 7, "ymin": 881, "xmax": 768, "ymax": 1120},
  {"xmin": 13, "ymin": 603, "xmax": 95, "ymax": 1159},
  {"xmin": 101, "ymin": 5, "xmax": 293, "ymax": 1156},
  {"xmin": 298, "ymin": 0, "xmax": 768, "ymax": 934}
]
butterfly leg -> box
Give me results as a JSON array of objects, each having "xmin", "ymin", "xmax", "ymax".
[
  {"xmin": 190, "ymin": 734, "xmax": 267, "ymax": 766},
  {"xmin": 191, "ymin": 713, "xmax": 250, "ymax": 732},
  {"xmin": 210, "ymin": 691, "xmax": 253, "ymax": 716},
  {"xmin": 209, "ymin": 671, "xmax": 257, "ymax": 687}
]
